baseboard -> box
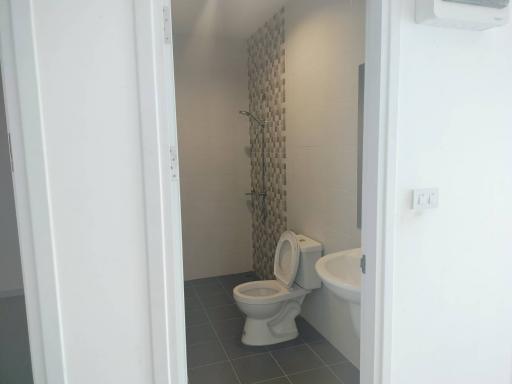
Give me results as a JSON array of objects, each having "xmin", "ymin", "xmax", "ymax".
[{"xmin": 0, "ymin": 288, "xmax": 24, "ymax": 298}]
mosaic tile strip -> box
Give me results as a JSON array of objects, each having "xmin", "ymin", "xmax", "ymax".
[{"xmin": 247, "ymin": 8, "xmax": 287, "ymax": 280}]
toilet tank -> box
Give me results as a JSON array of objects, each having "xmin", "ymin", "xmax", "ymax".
[{"xmin": 295, "ymin": 234, "xmax": 323, "ymax": 289}]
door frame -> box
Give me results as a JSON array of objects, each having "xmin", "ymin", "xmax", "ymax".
[
  {"xmin": 1, "ymin": 0, "xmax": 189, "ymax": 383},
  {"xmin": 133, "ymin": 1, "xmax": 188, "ymax": 383},
  {"xmin": 0, "ymin": 0, "xmax": 401, "ymax": 383},
  {"xmin": 360, "ymin": 0, "xmax": 401, "ymax": 383},
  {"xmin": 153, "ymin": 0, "xmax": 402, "ymax": 382},
  {"xmin": 0, "ymin": 1, "xmax": 67, "ymax": 383}
]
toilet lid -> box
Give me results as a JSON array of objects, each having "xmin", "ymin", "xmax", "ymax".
[{"xmin": 274, "ymin": 231, "xmax": 300, "ymax": 288}]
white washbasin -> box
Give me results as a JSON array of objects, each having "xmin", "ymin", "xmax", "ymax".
[
  {"xmin": 315, "ymin": 248, "xmax": 362, "ymax": 302},
  {"xmin": 315, "ymin": 248, "xmax": 362, "ymax": 337}
]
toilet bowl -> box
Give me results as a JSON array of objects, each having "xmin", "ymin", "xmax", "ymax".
[{"xmin": 233, "ymin": 231, "xmax": 322, "ymax": 346}]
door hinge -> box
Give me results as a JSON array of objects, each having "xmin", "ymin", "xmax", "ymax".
[
  {"xmin": 360, "ymin": 254, "xmax": 366, "ymax": 274},
  {"xmin": 7, "ymin": 132, "xmax": 14, "ymax": 173},
  {"xmin": 163, "ymin": 6, "xmax": 172, "ymax": 44},
  {"xmin": 170, "ymin": 146, "xmax": 179, "ymax": 180}
]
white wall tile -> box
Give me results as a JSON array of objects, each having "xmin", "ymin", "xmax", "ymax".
[
  {"xmin": 174, "ymin": 35, "xmax": 253, "ymax": 280},
  {"xmin": 285, "ymin": 0, "xmax": 365, "ymax": 367}
]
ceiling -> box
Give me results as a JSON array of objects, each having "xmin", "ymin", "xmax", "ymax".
[{"xmin": 171, "ymin": 0, "xmax": 289, "ymax": 38}]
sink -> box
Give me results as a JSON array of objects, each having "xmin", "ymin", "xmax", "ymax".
[{"xmin": 315, "ymin": 248, "xmax": 362, "ymax": 336}]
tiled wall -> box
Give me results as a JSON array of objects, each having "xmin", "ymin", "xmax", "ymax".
[
  {"xmin": 247, "ymin": 9, "xmax": 287, "ymax": 279},
  {"xmin": 285, "ymin": 0, "xmax": 365, "ymax": 366},
  {"xmin": 174, "ymin": 35, "xmax": 253, "ymax": 280}
]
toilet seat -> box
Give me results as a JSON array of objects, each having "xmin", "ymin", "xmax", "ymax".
[
  {"xmin": 234, "ymin": 280, "xmax": 307, "ymax": 305},
  {"xmin": 234, "ymin": 231, "xmax": 305, "ymax": 305},
  {"xmin": 274, "ymin": 231, "xmax": 300, "ymax": 288}
]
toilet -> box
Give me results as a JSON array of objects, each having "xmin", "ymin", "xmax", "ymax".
[{"xmin": 233, "ymin": 231, "xmax": 323, "ymax": 346}]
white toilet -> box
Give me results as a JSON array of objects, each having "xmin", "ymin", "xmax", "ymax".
[{"xmin": 233, "ymin": 231, "xmax": 322, "ymax": 346}]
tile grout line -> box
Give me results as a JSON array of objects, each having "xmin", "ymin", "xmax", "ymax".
[
  {"xmin": 219, "ymin": 275, "xmax": 292, "ymax": 383},
  {"xmin": 206, "ymin": 278, "xmax": 244, "ymax": 384},
  {"xmin": 218, "ymin": 274, "xmax": 322, "ymax": 383},
  {"xmin": 187, "ymin": 327, "xmax": 350, "ymax": 381},
  {"xmin": 228, "ymin": 345, "xmax": 344, "ymax": 378},
  {"xmin": 188, "ymin": 274, "xmax": 354, "ymax": 384},
  {"xmin": 217, "ymin": 275, "xmax": 236, "ymax": 303},
  {"xmin": 303, "ymin": 342, "xmax": 346, "ymax": 384},
  {"xmin": 188, "ymin": 284, "xmax": 243, "ymax": 384},
  {"xmin": 187, "ymin": 278, "xmax": 241, "ymax": 330},
  {"xmin": 265, "ymin": 339, "xmax": 306, "ymax": 354},
  {"xmin": 253, "ymin": 376, "xmax": 291, "ymax": 384},
  {"xmin": 189, "ymin": 359, "xmax": 236, "ymax": 371},
  {"xmin": 229, "ymin": 350, "xmax": 272, "ymax": 362},
  {"xmin": 266, "ymin": 358, "xmax": 354, "ymax": 384},
  {"xmin": 278, "ymin": 361, "xmax": 343, "ymax": 381},
  {"xmin": 187, "ymin": 301, "xmax": 240, "ymax": 312},
  {"xmin": 268, "ymin": 350, "xmax": 293, "ymax": 384}
]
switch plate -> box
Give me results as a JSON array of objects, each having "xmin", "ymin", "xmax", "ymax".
[{"xmin": 412, "ymin": 188, "xmax": 439, "ymax": 210}]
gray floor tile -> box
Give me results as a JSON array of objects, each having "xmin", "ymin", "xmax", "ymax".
[
  {"xmin": 308, "ymin": 339, "xmax": 348, "ymax": 365},
  {"xmin": 186, "ymin": 307, "xmax": 209, "ymax": 327},
  {"xmin": 221, "ymin": 337, "xmax": 267, "ymax": 359},
  {"xmin": 212, "ymin": 317, "xmax": 245, "ymax": 340},
  {"xmin": 266, "ymin": 337, "xmax": 304, "ymax": 351},
  {"xmin": 207, "ymin": 304, "xmax": 242, "ymax": 322},
  {"xmin": 195, "ymin": 283, "xmax": 226, "ymax": 298},
  {"xmin": 188, "ymin": 361, "xmax": 239, "ymax": 384},
  {"xmin": 296, "ymin": 317, "xmax": 325, "ymax": 343},
  {"xmin": 200, "ymin": 292, "xmax": 234, "ymax": 308},
  {"xmin": 271, "ymin": 345, "xmax": 323, "ymax": 375},
  {"xmin": 219, "ymin": 281, "xmax": 241, "ymax": 292},
  {"xmin": 219, "ymin": 272, "xmax": 258, "ymax": 291},
  {"xmin": 185, "ymin": 295, "xmax": 202, "ymax": 310},
  {"xmin": 257, "ymin": 378, "xmax": 290, "ymax": 384},
  {"xmin": 184, "ymin": 286, "xmax": 196, "ymax": 298},
  {"xmin": 288, "ymin": 367, "xmax": 342, "ymax": 384},
  {"xmin": 187, "ymin": 340, "xmax": 228, "ymax": 369},
  {"xmin": 183, "ymin": 273, "xmax": 353, "ymax": 384},
  {"xmin": 0, "ymin": 296, "xmax": 33, "ymax": 384},
  {"xmin": 232, "ymin": 353, "xmax": 283, "ymax": 384},
  {"xmin": 186, "ymin": 324, "xmax": 216, "ymax": 346},
  {"xmin": 330, "ymin": 361, "xmax": 360, "ymax": 384},
  {"xmin": 190, "ymin": 277, "xmax": 221, "ymax": 286}
]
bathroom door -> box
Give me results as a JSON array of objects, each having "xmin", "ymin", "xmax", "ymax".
[
  {"xmin": 1, "ymin": 0, "xmax": 188, "ymax": 383},
  {"xmin": 359, "ymin": 0, "xmax": 400, "ymax": 383}
]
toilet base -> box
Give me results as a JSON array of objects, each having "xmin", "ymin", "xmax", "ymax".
[{"xmin": 241, "ymin": 317, "xmax": 299, "ymax": 346}]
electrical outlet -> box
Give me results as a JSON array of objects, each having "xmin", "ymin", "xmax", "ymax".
[{"xmin": 412, "ymin": 188, "xmax": 439, "ymax": 210}]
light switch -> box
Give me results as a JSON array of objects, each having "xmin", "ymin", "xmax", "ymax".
[{"xmin": 412, "ymin": 188, "xmax": 439, "ymax": 210}]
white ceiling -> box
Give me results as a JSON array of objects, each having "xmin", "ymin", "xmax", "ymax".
[{"xmin": 171, "ymin": 0, "xmax": 289, "ymax": 38}]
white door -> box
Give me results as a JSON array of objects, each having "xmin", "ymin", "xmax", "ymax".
[
  {"xmin": 1, "ymin": 0, "xmax": 188, "ymax": 383},
  {"xmin": 359, "ymin": 1, "xmax": 400, "ymax": 384}
]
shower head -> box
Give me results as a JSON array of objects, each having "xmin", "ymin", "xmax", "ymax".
[{"xmin": 239, "ymin": 110, "xmax": 266, "ymax": 127}]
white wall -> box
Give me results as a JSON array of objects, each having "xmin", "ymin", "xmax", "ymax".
[
  {"xmin": 173, "ymin": 34, "xmax": 253, "ymax": 280},
  {"xmin": 0, "ymin": 67, "xmax": 23, "ymax": 295},
  {"xmin": 390, "ymin": 3, "xmax": 512, "ymax": 383},
  {"xmin": 26, "ymin": 1, "xmax": 154, "ymax": 382},
  {"xmin": 285, "ymin": 0, "xmax": 365, "ymax": 367}
]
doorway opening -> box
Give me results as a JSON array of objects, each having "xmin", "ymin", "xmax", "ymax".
[{"xmin": 171, "ymin": 1, "xmax": 366, "ymax": 382}]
